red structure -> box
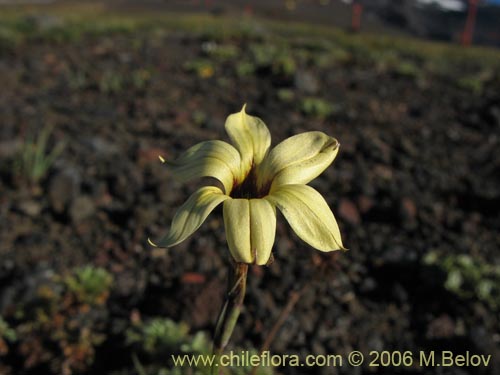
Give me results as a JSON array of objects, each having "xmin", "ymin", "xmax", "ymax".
[
  {"xmin": 462, "ymin": 0, "xmax": 479, "ymax": 46},
  {"xmin": 351, "ymin": 2, "xmax": 363, "ymax": 32},
  {"xmin": 244, "ymin": 4, "xmax": 253, "ymax": 16}
]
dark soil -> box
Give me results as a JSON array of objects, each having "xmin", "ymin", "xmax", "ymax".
[{"xmin": 0, "ymin": 7, "xmax": 499, "ymax": 375}]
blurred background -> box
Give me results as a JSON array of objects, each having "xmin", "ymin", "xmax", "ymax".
[{"xmin": 0, "ymin": 1, "xmax": 499, "ymax": 374}]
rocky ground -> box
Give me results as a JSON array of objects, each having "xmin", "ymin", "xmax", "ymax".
[{"xmin": 0, "ymin": 5, "xmax": 499, "ymax": 375}]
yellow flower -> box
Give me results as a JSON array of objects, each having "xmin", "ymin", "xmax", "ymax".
[{"xmin": 149, "ymin": 105, "xmax": 344, "ymax": 265}]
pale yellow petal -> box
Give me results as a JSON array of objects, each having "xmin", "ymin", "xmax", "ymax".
[
  {"xmin": 151, "ymin": 186, "xmax": 229, "ymax": 248},
  {"xmin": 168, "ymin": 140, "xmax": 241, "ymax": 194},
  {"xmin": 223, "ymin": 199, "xmax": 252, "ymax": 263},
  {"xmin": 266, "ymin": 184, "xmax": 344, "ymax": 251},
  {"xmin": 257, "ymin": 131, "xmax": 339, "ymax": 190},
  {"xmin": 223, "ymin": 198, "xmax": 277, "ymax": 265},
  {"xmin": 225, "ymin": 105, "xmax": 271, "ymax": 175},
  {"xmin": 250, "ymin": 198, "xmax": 276, "ymax": 265}
]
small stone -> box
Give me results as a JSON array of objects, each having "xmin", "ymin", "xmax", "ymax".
[
  {"xmin": 367, "ymin": 333, "xmax": 384, "ymax": 352},
  {"xmin": 0, "ymin": 140, "xmax": 21, "ymax": 158},
  {"xmin": 382, "ymin": 246, "xmax": 406, "ymax": 264},
  {"xmin": 69, "ymin": 196, "xmax": 95, "ymax": 223},
  {"xmin": 114, "ymin": 270, "xmax": 146, "ymax": 300},
  {"xmin": 48, "ymin": 167, "xmax": 81, "ymax": 214},
  {"xmin": 135, "ymin": 206, "xmax": 157, "ymax": 226},
  {"xmin": 338, "ymin": 198, "xmax": 361, "ymax": 225},
  {"xmin": 85, "ymin": 137, "xmax": 119, "ymax": 158},
  {"xmin": 426, "ymin": 314, "xmax": 455, "ymax": 339},
  {"xmin": 18, "ymin": 200, "xmax": 42, "ymax": 217},
  {"xmin": 400, "ymin": 197, "xmax": 417, "ymax": 220},
  {"xmin": 294, "ymin": 70, "xmax": 319, "ymax": 94},
  {"xmin": 359, "ymin": 277, "xmax": 376, "ymax": 293},
  {"xmin": 357, "ymin": 195, "xmax": 374, "ymax": 214}
]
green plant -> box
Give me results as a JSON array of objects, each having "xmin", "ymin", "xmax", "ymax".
[
  {"xmin": 300, "ymin": 97, "xmax": 336, "ymax": 118},
  {"xmin": 424, "ymin": 252, "xmax": 500, "ymax": 311},
  {"xmin": 127, "ymin": 318, "xmax": 193, "ymax": 354},
  {"xmin": 0, "ymin": 317, "xmax": 16, "ymax": 342},
  {"xmin": 249, "ymin": 43, "xmax": 296, "ymax": 77},
  {"xmin": 17, "ymin": 126, "xmax": 65, "ymax": 185},
  {"xmin": 184, "ymin": 59, "xmax": 215, "ymax": 78},
  {"xmin": 99, "ymin": 70, "xmax": 124, "ymax": 93},
  {"xmin": 0, "ymin": 25, "xmax": 22, "ymax": 54},
  {"xmin": 64, "ymin": 265, "xmax": 113, "ymax": 305},
  {"xmin": 67, "ymin": 70, "xmax": 88, "ymax": 90},
  {"xmin": 311, "ymin": 48, "xmax": 351, "ymax": 68},
  {"xmin": 235, "ymin": 61, "xmax": 256, "ymax": 77},
  {"xmin": 277, "ymin": 88, "xmax": 295, "ymax": 103},
  {"xmin": 250, "ymin": 43, "xmax": 278, "ymax": 67},
  {"xmin": 192, "ymin": 110, "xmax": 208, "ymax": 126},
  {"xmin": 131, "ymin": 68, "xmax": 152, "ymax": 90},
  {"xmin": 0, "ymin": 317, "xmax": 17, "ymax": 356},
  {"xmin": 457, "ymin": 70, "xmax": 492, "ymax": 95},
  {"xmin": 8, "ymin": 265, "xmax": 112, "ymax": 374},
  {"xmin": 393, "ymin": 60, "xmax": 420, "ymax": 78},
  {"xmin": 126, "ymin": 318, "xmax": 274, "ymax": 375},
  {"xmin": 205, "ymin": 43, "xmax": 239, "ymax": 61},
  {"xmin": 272, "ymin": 53, "xmax": 296, "ymax": 77}
]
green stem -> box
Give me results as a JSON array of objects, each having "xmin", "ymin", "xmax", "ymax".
[{"xmin": 212, "ymin": 262, "xmax": 248, "ymax": 374}]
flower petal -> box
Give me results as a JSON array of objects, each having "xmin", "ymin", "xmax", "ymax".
[
  {"xmin": 257, "ymin": 131, "xmax": 339, "ymax": 190},
  {"xmin": 225, "ymin": 105, "xmax": 271, "ymax": 175},
  {"xmin": 250, "ymin": 199, "xmax": 276, "ymax": 265},
  {"xmin": 151, "ymin": 186, "xmax": 229, "ymax": 248},
  {"xmin": 168, "ymin": 140, "xmax": 241, "ymax": 194},
  {"xmin": 266, "ymin": 184, "xmax": 344, "ymax": 251},
  {"xmin": 223, "ymin": 198, "xmax": 276, "ymax": 265},
  {"xmin": 223, "ymin": 199, "xmax": 251, "ymax": 263}
]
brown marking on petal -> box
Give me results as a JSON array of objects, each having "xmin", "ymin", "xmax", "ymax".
[{"xmin": 231, "ymin": 164, "xmax": 271, "ymax": 199}]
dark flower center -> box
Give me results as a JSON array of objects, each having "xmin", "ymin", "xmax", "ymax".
[{"xmin": 231, "ymin": 167, "xmax": 271, "ymax": 199}]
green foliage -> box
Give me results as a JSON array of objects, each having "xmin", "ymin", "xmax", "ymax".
[
  {"xmin": 99, "ymin": 70, "xmax": 124, "ymax": 93},
  {"xmin": 394, "ymin": 60, "xmax": 420, "ymax": 78},
  {"xmin": 369, "ymin": 50, "xmax": 420, "ymax": 78},
  {"xmin": 17, "ymin": 126, "xmax": 65, "ymax": 185},
  {"xmin": 311, "ymin": 48, "xmax": 351, "ymax": 68},
  {"xmin": 329, "ymin": 47, "xmax": 352, "ymax": 64},
  {"xmin": 300, "ymin": 97, "xmax": 335, "ymax": 119},
  {"xmin": 457, "ymin": 70, "xmax": 493, "ymax": 95},
  {"xmin": 0, "ymin": 25, "xmax": 22, "ymax": 53},
  {"xmin": 132, "ymin": 68, "xmax": 152, "ymax": 90},
  {"xmin": 68, "ymin": 70, "xmax": 88, "ymax": 90},
  {"xmin": 127, "ymin": 318, "xmax": 211, "ymax": 375},
  {"xmin": 250, "ymin": 43, "xmax": 278, "ymax": 67},
  {"xmin": 277, "ymin": 88, "xmax": 295, "ymax": 103},
  {"xmin": 236, "ymin": 61, "xmax": 256, "ymax": 78},
  {"xmin": 127, "ymin": 318, "xmax": 274, "ymax": 375},
  {"xmin": 6, "ymin": 265, "xmax": 113, "ymax": 373},
  {"xmin": 64, "ymin": 265, "xmax": 113, "ymax": 305},
  {"xmin": 272, "ymin": 54, "xmax": 296, "ymax": 77},
  {"xmin": 205, "ymin": 43, "xmax": 239, "ymax": 61},
  {"xmin": 126, "ymin": 318, "xmax": 193, "ymax": 354},
  {"xmin": 192, "ymin": 110, "xmax": 208, "ymax": 126},
  {"xmin": 77, "ymin": 68, "xmax": 151, "ymax": 93},
  {"xmin": 0, "ymin": 317, "xmax": 16, "ymax": 358},
  {"xmin": 424, "ymin": 252, "xmax": 500, "ymax": 311},
  {"xmin": 184, "ymin": 59, "xmax": 215, "ymax": 79},
  {"xmin": 0, "ymin": 317, "xmax": 17, "ymax": 342},
  {"xmin": 250, "ymin": 43, "xmax": 296, "ymax": 77}
]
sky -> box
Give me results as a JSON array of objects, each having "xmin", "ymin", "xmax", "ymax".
[{"xmin": 416, "ymin": 0, "xmax": 500, "ymax": 11}]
